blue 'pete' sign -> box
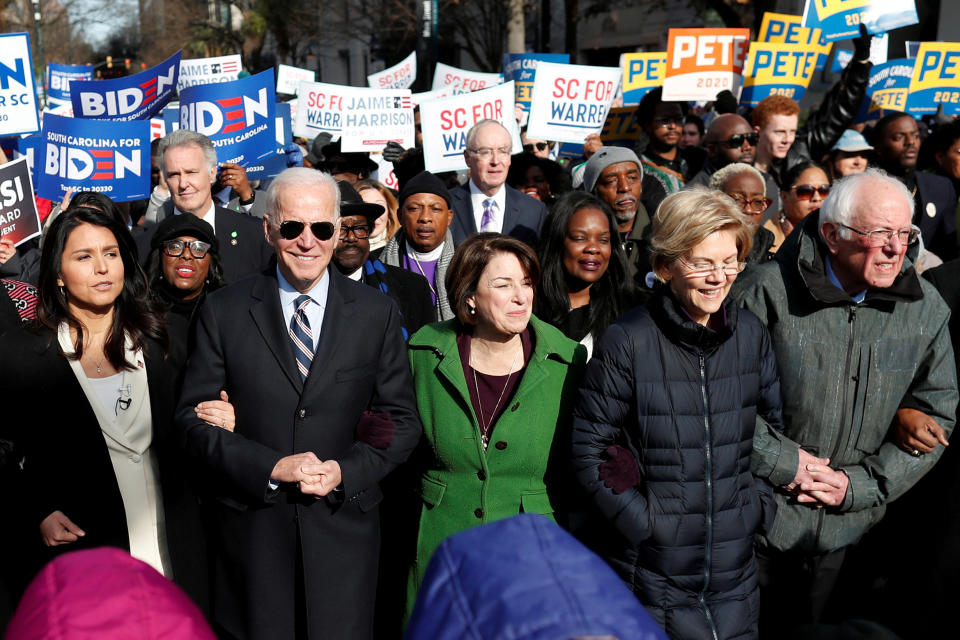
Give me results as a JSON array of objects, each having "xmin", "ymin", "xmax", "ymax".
[
  {"xmin": 46, "ymin": 63, "xmax": 94, "ymax": 102},
  {"xmin": 178, "ymin": 69, "xmax": 277, "ymax": 166},
  {"xmin": 38, "ymin": 113, "xmax": 150, "ymax": 202},
  {"xmin": 502, "ymin": 53, "xmax": 570, "ymax": 111},
  {"xmin": 71, "ymin": 51, "xmax": 181, "ymax": 121}
]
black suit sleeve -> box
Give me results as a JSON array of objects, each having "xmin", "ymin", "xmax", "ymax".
[
  {"xmin": 175, "ymin": 296, "xmax": 284, "ymax": 504},
  {"xmin": 336, "ymin": 298, "xmax": 422, "ymax": 499}
]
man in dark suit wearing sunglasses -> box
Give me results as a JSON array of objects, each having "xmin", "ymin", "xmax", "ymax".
[{"xmin": 176, "ymin": 167, "xmax": 422, "ymax": 640}]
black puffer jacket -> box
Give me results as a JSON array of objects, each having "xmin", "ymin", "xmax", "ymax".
[{"xmin": 572, "ymin": 290, "xmax": 783, "ymax": 640}]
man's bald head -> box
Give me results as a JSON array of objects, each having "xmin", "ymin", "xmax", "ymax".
[{"xmin": 705, "ymin": 114, "xmax": 757, "ymax": 167}]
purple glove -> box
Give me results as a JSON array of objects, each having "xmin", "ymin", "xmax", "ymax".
[
  {"xmin": 356, "ymin": 411, "xmax": 394, "ymax": 450},
  {"xmin": 598, "ymin": 445, "xmax": 642, "ymax": 494}
]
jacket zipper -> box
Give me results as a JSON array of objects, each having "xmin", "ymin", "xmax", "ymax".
[
  {"xmin": 816, "ymin": 305, "xmax": 857, "ymax": 544},
  {"xmin": 698, "ymin": 351, "xmax": 719, "ymax": 640}
]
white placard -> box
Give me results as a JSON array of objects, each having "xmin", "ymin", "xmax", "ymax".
[
  {"xmin": 177, "ymin": 54, "xmax": 242, "ymax": 91},
  {"xmin": 368, "ymin": 52, "xmax": 417, "ymax": 90},
  {"xmin": 0, "ymin": 33, "xmax": 40, "ymax": 136},
  {"xmin": 419, "ymin": 81, "xmax": 521, "ymax": 173},
  {"xmin": 432, "ymin": 62, "xmax": 503, "ymax": 95},
  {"xmin": 411, "ymin": 87, "xmax": 452, "ymax": 106},
  {"xmin": 293, "ymin": 82, "xmax": 415, "ymax": 152},
  {"xmin": 526, "ymin": 62, "xmax": 621, "ymax": 144},
  {"xmin": 276, "ymin": 64, "xmax": 316, "ymax": 95}
]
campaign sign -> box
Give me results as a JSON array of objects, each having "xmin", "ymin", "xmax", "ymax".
[
  {"xmin": 907, "ymin": 42, "xmax": 960, "ymax": 116},
  {"xmin": 38, "ymin": 114, "xmax": 150, "ymax": 202},
  {"xmin": 802, "ymin": 0, "xmax": 919, "ymax": 43},
  {"xmin": 162, "ymin": 105, "xmax": 180, "ymax": 134},
  {"xmin": 662, "ymin": 28, "xmax": 750, "ymax": 101},
  {"xmin": 598, "ymin": 107, "xmax": 641, "ymax": 148},
  {"xmin": 368, "ymin": 52, "xmax": 417, "ymax": 90},
  {"xmin": 740, "ymin": 42, "xmax": 818, "ymax": 107},
  {"xmin": 276, "ymin": 64, "xmax": 315, "ymax": 95},
  {"xmin": 15, "ymin": 134, "xmax": 41, "ymax": 186},
  {"xmin": 502, "ymin": 53, "xmax": 570, "ymax": 111},
  {"xmin": 246, "ymin": 103, "xmax": 292, "ymax": 180},
  {"xmin": 419, "ymin": 81, "xmax": 521, "ymax": 173},
  {"xmin": 375, "ymin": 156, "xmax": 398, "ymax": 191},
  {"xmin": 44, "ymin": 98, "xmax": 73, "ymax": 117},
  {"xmin": 855, "ymin": 58, "xmax": 914, "ymax": 122},
  {"xmin": 179, "ymin": 69, "xmax": 277, "ymax": 165},
  {"xmin": 0, "ymin": 33, "xmax": 41, "ymax": 136},
  {"xmin": 759, "ymin": 12, "xmax": 831, "ymax": 71},
  {"xmin": 72, "ymin": 51, "xmax": 181, "ymax": 121},
  {"xmin": 905, "ymin": 41, "xmax": 922, "ymax": 59},
  {"xmin": 620, "ymin": 53, "xmax": 666, "ymax": 106},
  {"xmin": 46, "ymin": 63, "xmax": 94, "ymax": 102},
  {"xmin": 150, "ymin": 118, "xmax": 166, "ymax": 141},
  {"xmin": 432, "ymin": 63, "xmax": 503, "ymax": 95},
  {"xmin": 411, "ymin": 87, "xmax": 452, "ymax": 106},
  {"xmin": 177, "ymin": 54, "xmax": 242, "ymax": 91},
  {"xmin": 0, "ymin": 157, "xmax": 40, "ymax": 247},
  {"xmin": 526, "ymin": 62, "xmax": 620, "ymax": 144},
  {"xmin": 294, "ymin": 83, "xmax": 415, "ymax": 151}
]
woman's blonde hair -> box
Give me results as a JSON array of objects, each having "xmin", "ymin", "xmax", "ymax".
[
  {"xmin": 650, "ymin": 187, "xmax": 753, "ymax": 281},
  {"xmin": 355, "ymin": 179, "xmax": 400, "ymax": 238}
]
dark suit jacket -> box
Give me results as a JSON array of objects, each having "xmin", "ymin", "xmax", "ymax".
[
  {"xmin": 0, "ymin": 329, "xmax": 208, "ymax": 610},
  {"xmin": 136, "ymin": 204, "xmax": 274, "ymax": 283},
  {"xmin": 449, "ymin": 182, "xmax": 547, "ymax": 247},
  {"xmin": 175, "ymin": 268, "xmax": 422, "ymax": 640},
  {"xmin": 915, "ymin": 172, "xmax": 959, "ymax": 262},
  {"xmin": 360, "ymin": 258, "xmax": 434, "ymax": 340}
]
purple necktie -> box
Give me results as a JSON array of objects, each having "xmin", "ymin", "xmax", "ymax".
[{"xmin": 481, "ymin": 198, "xmax": 497, "ymax": 231}]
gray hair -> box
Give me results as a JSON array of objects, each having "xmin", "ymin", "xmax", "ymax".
[
  {"xmin": 709, "ymin": 162, "xmax": 766, "ymax": 195},
  {"xmin": 819, "ymin": 168, "xmax": 914, "ymax": 240},
  {"xmin": 263, "ymin": 168, "xmax": 341, "ymax": 226},
  {"xmin": 157, "ymin": 129, "xmax": 218, "ymax": 176},
  {"xmin": 465, "ymin": 119, "xmax": 511, "ymax": 152}
]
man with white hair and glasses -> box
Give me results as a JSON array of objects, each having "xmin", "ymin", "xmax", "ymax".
[{"xmin": 732, "ymin": 168, "xmax": 958, "ymax": 634}]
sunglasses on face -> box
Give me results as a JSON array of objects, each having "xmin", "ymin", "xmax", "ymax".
[
  {"xmin": 791, "ymin": 184, "xmax": 831, "ymax": 200},
  {"xmin": 721, "ymin": 133, "xmax": 759, "ymax": 149},
  {"xmin": 278, "ymin": 220, "xmax": 336, "ymax": 241},
  {"xmin": 162, "ymin": 239, "xmax": 211, "ymax": 258},
  {"xmin": 523, "ymin": 142, "xmax": 549, "ymax": 152}
]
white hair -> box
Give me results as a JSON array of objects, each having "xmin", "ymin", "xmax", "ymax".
[
  {"xmin": 819, "ymin": 168, "xmax": 914, "ymax": 240},
  {"xmin": 157, "ymin": 129, "xmax": 218, "ymax": 176},
  {"xmin": 263, "ymin": 168, "xmax": 341, "ymax": 225},
  {"xmin": 708, "ymin": 162, "xmax": 766, "ymax": 195}
]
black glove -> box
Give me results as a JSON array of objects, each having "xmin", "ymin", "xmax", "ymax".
[
  {"xmin": 382, "ymin": 141, "xmax": 407, "ymax": 163},
  {"xmin": 714, "ymin": 90, "xmax": 738, "ymax": 115},
  {"xmin": 356, "ymin": 411, "xmax": 394, "ymax": 450},
  {"xmin": 853, "ymin": 23, "xmax": 872, "ymax": 61}
]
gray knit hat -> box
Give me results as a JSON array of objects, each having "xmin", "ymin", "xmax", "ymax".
[{"xmin": 582, "ymin": 146, "xmax": 643, "ymax": 192}]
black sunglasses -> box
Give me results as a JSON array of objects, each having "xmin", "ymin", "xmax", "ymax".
[
  {"xmin": 523, "ymin": 142, "xmax": 549, "ymax": 152},
  {"xmin": 721, "ymin": 132, "xmax": 759, "ymax": 148},
  {"xmin": 278, "ymin": 220, "xmax": 336, "ymax": 241},
  {"xmin": 792, "ymin": 184, "xmax": 831, "ymax": 200}
]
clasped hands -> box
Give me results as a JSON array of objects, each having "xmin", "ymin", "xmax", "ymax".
[
  {"xmin": 271, "ymin": 453, "xmax": 342, "ymax": 498},
  {"xmin": 785, "ymin": 449, "xmax": 849, "ymax": 508}
]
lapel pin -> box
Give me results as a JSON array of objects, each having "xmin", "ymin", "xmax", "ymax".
[{"xmin": 231, "ymin": 230, "xmax": 239, "ymax": 245}]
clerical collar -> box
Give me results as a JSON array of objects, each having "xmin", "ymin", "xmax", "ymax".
[{"xmin": 405, "ymin": 243, "xmax": 444, "ymax": 262}]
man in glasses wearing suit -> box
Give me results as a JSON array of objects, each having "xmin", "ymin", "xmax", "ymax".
[{"xmin": 176, "ymin": 167, "xmax": 422, "ymax": 640}]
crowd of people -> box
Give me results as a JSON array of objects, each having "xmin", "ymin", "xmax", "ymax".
[{"xmin": 2, "ymin": 35, "xmax": 960, "ymax": 640}]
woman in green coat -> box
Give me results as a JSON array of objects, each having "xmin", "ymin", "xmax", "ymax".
[{"xmin": 405, "ymin": 233, "xmax": 587, "ymax": 616}]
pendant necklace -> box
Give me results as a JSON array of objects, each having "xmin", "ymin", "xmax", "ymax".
[{"xmin": 472, "ymin": 343, "xmax": 522, "ymax": 450}]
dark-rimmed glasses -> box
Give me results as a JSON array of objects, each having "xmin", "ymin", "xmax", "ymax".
[
  {"xmin": 728, "ymin": 194, "xmax": 772, "ymax": 215},
  {"xmin": 338, "ymin": 224, "xmax": 371, "ymax": 239},
  {"xmin": 162, "ymin": 239, "xmax": 211, "ymax": 258},
  {"xmin": 278, "ymin": 220, "xmax": 336, "ymax": 241}
]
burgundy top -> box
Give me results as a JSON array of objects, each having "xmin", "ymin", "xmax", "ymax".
[{"xmin": 457, "ymin": 327, "xmax": 535, "ymax": 447}]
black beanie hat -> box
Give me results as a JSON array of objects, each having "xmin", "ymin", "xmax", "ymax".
[
  {"xmin": 398, "ymin": 171, "xmax": 452, "ymax": 209},
  {"xmin": 151, "ymin": 214, "xmax": 219, "ymax": 253}
]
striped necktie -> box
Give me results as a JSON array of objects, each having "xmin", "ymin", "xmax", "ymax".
[
  {"xmin": 289, "ymin": 294, "xmax": 313, "ymax": 381},
  {"xmin": 481, "ymin": 198, "xmax": 497, "ymax": 232}
]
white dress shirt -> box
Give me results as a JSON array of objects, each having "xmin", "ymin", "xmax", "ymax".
[
  {"xmin": 277, "ymin": 266, "xmax": 329, "ymax": 352},
  {"xmin": 174, "ymin": 201, "xmax": 217, "ymax": 235},
  {"xmin": 469, "ymin": 180, "xmax": 507, "ymax": 233}
]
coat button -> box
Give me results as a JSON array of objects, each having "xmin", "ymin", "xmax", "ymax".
[
  {"xmin": 474, "ymin": 508, "xmax": 484, "ymax": 519},
  {"xmin": 298, "ymin": 409, "xmax": 307, "ymax": 419},
  {"xmin": 495, "ymin": 441, "xmax": 507, "ymax": 450},
  {"xmin": 476, "ymin": 470, "xmax": 486, "ymax": 481},
  {"xmin": 510, "ymin": 402, "xmax": 520, "ymax": 412},
  {"xmin": 129, "ymin": 454, "xmax": 141, "ymax": 463}
]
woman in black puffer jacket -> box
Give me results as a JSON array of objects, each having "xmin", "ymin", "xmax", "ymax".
[{"xmin": 571, "ymin": 187, "xmax": 784, "ymax": 640}]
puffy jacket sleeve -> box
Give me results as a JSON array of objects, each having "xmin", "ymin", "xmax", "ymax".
[
  {"xmin": 801, "ymin": 59, "xmax": 872, "ymax": 163},
  {"xmin": 751, "ymin": 319, "xmax": 801, "ymax": 487},
  {"xmin": 841, "ymin": 308, "xmax": 958, "ymax": 512},
  {"xmin": 571, "ymin": 322, "xmax": 651, "ymax": 546}
]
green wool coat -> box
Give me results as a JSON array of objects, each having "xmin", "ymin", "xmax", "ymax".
[{"xmin": 404, "ymin": 315, "xmax": 587, "ymax": 612}]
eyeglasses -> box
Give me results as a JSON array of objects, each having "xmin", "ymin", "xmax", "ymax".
[
  {"xmin": 338, "ymin": 223, "xmax": 370, "ymax": 239},
  {"xmin": 837, "ymin": 223, "xmax": 920, "ymax": 247},
  {"xmin": 278, "ymin": 220, "xmax": 336, "ymax": 241},
  {"xmin": 677, "ymin": 256, "xmax": 746, "ymax": 277},
  {"xmin": 728, "ymin": 194, "xmax": 773, "ymax": 215},
  {"xmin": 791, "ymin": 184, "xmax": 831, "ymax": 200},
  {"xmin": 162, "ymin": 239, "xmax": 211, "ymax": 258},
  {"xmin": 467, "ymin": 146, "xmax": 511, "ymax": 160},
  {"xmin": 523, "ymin": 142, "xmax": 548, "ymax": 152},
  {"xmin": 721, "ymin": 132, "xmax": 759, "ymax": 149},
  {"xmin": 654, "ymin": 116, "xmax": 684, "ymax": 128}
]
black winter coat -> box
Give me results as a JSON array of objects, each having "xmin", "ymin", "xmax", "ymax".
[{"xmin": 572, "ymin": 291, "xmax": 782, "ymax": 640}]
